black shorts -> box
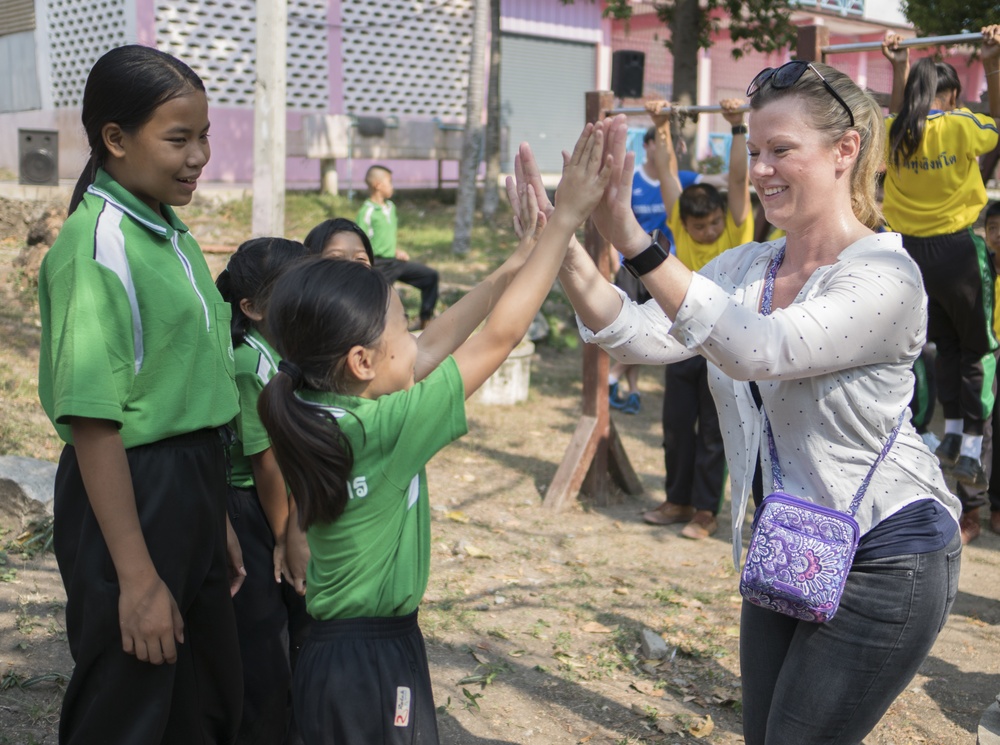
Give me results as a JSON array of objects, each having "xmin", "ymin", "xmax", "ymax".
[{"xmin": 293, "ymin": 611, "xmax": 439, "ymax": 745}]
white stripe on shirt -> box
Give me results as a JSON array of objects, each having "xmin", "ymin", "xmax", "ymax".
[{"xmin": 93, "ymin": 202, "xmax": 145, "ymax": 374}]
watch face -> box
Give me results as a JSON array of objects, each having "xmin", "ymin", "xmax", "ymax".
[{"xmin": 651, "ymin": 230, "xmax": 669, "ymax": 252}]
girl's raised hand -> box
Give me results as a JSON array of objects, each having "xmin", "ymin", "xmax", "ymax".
[
  {"xmin": 983, "ymin": 25, "xmax": 1000, "ymax": 63},
  {"xmin": 881, "ymin": 30, "xmax": 907, "ymax": 65},
  {"xmin": 553, "ymin": 123, "xmax": 611, "ymax": 226},
  {"xmin": 504, "ymin": 152, "xmax": 546, "ymax": 240},
  {"xmin": 720, "ymin": 98, "xmax": 746, "ymax": 125}
]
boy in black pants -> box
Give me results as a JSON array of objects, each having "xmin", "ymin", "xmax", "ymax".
[{"xmin": 357, "ymin": 166, "xmax": 439, "ymax": 329}]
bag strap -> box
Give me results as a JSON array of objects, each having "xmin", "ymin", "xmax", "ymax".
[{"xmin": 759, "ymin": 245, "xmax": 905, "ymax": 518}]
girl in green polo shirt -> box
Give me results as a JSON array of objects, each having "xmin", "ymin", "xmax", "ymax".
[
  {"xmin": 38, "ymin": 46, "xmax": 243, "ymax": 744},
  {"xmin": 256, "ymin": 124, "xmax": 611, "ymax": 745},
  {"xmin": 216, "ymin": 237, "xmax": 312, "ymax": 744}
]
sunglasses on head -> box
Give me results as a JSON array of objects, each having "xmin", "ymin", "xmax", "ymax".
[{"xmin": 746, "ymin": 60, "xmax": 855, "ymax": 128}]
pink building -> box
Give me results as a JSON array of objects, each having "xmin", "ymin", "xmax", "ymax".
[
  {"xmin": 612, "ymin": 1, "xmax": 992, "ymax": 165},
  {"xmin": 1, "ymin": 1, "xmax": 989, "ymax": 187},
  {"xmin": 0, "ymin": 0, "xmax": 613, "ymax": 189}
]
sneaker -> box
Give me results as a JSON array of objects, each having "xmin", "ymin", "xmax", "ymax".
[
  {"xmin": 935, "ymin": 433, "xmax": 962, "ymax": 468},
  {"xmin": 953, "ymin": 455, "xmax": 988, "ymax": 488},
  {"xmin": 680, "ymin": 510, "xmax": 718, "ymax": 540},
  {"xmin": 609, "ymin": 382, "xmax": 626, "ymax": 410},
  {"xmin": 622, "ymin": 392, "xmax": 641, "ymax": 415}
]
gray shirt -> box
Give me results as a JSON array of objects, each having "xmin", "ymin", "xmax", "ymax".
[{"xmin": 578, "ymin": 232, "xmax": 960, "ymax": 567}]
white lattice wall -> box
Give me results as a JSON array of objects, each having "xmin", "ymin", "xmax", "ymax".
[
  {"xmin": 340, "ymin": 0, "xmax": 473, "ymax": 118},
  {"xmin": 155, "ymin": 0, "xmax": 328, "ymax": 111},
  {"xmin": 47, "ymin": 0, "xmax": 129, "ymax": 108}
]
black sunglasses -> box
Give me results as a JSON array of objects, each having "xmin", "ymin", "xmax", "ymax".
[{"xmin": 746, "ymin": 60, "xmax": 855, "ymax": 128}]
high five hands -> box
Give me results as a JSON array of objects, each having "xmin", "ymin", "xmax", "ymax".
[{"xmin": 506, "ymin": 117, "xmax": 646, "ymax": 256}]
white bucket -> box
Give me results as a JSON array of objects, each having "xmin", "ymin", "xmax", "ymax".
[{"xmin": 476, "ymin": 339, "xmax": 535, "ymax": 405}]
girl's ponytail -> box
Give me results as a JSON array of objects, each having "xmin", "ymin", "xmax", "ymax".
[
  {"xmin": 889, "ymin": 58, "xmax": 960, "ymax": 169},
  {"xmin": 257, "ymin": 364, "xmax": 354, "ymax": 529},
  {"xmin": 257, "ymin": 257, "xmax": 392, "ymax": 529},
  {"xmin": 68, "ymin": 155, "xmax": 98, "ymax": 216}
]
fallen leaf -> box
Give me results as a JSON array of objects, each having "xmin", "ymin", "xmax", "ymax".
[
  {"xmin": 629, "ymin": 680, "xmax": 659, "ymax": 696},
  {"xmin": 472, "ymin": 650, "xmax": 490, "ymax": 665},
  {"xmin": 689, "ymin": 715, "xmax": 714, "ymax": 738},
  {"xmin": 463, "ymin": 544, "xmax": 491, "ymax": 558},
  {"xmin": 581, "ymin": 621, "xmax": 614, "ymax": 634},
  {"xmin": 656, "ymin": 718, "xmax": 682, "ymax": 734},
  {"xmin": 613, "ymin": 587, "xmax": 629, "ymax": 596},
  {"xmin": 445, "ymin": 511, "xmax": 470, "ymax": 523}
]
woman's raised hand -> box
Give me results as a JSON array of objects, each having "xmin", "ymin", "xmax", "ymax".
[
  {"xmin": 589, "ymin": 115, "xmax": 649, "ymax": 255},
  {"xmin": 553, "ymin": 123, "xmax": 612, "ymax": 227}
]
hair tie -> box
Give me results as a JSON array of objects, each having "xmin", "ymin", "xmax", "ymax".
[{"xmin": 278, "ymin": 359, "xmax": 304, "ymax": 388}]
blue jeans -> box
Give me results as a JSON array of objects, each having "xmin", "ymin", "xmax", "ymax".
[{"xmin": 740, "ymin": 530, "xmax": 962, "ymax": 745}]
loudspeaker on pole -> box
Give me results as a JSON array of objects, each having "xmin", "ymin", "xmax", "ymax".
[{"xmin": 611, "ymin": 50, "xmax": 645, "ymax": 99}]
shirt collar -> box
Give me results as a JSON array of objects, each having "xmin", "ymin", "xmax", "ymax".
[{"xmin": 89, "ymin": 168, "xmax": 191, "ymax": 237}]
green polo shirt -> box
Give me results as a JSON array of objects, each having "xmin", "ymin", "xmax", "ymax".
[
  {"xmin": 38, "ymin": 169, "xmax": 239, "ymax": 448},
  {"xmin": 301, "ymin": 357, "xmax": 467, "ymax": 620},
  {"xmin": 230, "ymin": 329, "xmax": 280, "ymax": 488},
  {"xmin": 357, "ymin": 198, "xmax": 398, "ymax": 259}
]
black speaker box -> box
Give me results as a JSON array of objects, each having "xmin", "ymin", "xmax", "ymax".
[
  {"xmin": 611, "ymin": 50, "xmax": 645, "ymax": 99},
  {"xmin": 18, "ymin": 129, "xmax": 59, "ymax": 186}
]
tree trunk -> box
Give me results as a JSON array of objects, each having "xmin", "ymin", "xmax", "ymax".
[
  {"xmin": 671, "ymin": 0, "xmax": 700, "ymax": 170},
  {"xmin": 452, "ymin": 0, "xmax": 489, "ymax": 254},
  {"xmin": 482, "ymin": 0, "xmax": 502, "ymax": 222}
]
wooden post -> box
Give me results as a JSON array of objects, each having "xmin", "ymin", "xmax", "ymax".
[
  {"xmin": 543, "ymin": 90, "xmax": 644, "ymax": 510},
  {"xmin": 252, "ymin": 0, "xmax": 287, "ymax": 237},
  {"xmin": 320, "ymin": 158, "xmax": 338, "ymax": 195},
  {"xmin": 796, "ymin": 25, "xmax": 830, "ymax": 63}
]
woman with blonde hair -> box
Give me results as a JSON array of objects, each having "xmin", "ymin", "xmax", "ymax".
[{"xmin": 510, "ymin": 55, "xmax": 968, "ymax": 744}]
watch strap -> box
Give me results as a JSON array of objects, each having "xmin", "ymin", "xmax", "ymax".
[{"xmin": 623, "ymin": 231, "xmax": 670, "ymax": 278}]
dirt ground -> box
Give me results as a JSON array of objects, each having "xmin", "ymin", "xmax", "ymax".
[{"xmin": 2, "ymin": 201, "xmax": 1000, "ymax": 744}]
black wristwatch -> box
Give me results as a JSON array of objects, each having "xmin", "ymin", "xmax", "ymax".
[{"xmin": 623, "ymin": 229, "xmax": 671, "ymax": 278}]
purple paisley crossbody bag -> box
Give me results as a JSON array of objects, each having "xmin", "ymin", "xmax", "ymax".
[{"xmin": 738, "ymin": 246, "xmax": 904, "ymax": 623}]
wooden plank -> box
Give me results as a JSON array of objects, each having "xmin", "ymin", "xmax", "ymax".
[
  {"xmin": 543, "ymin": 415, "xmax": 600, "ymax": 511},
  {"xmin": 608, "ymin": 418, "xmax": 644, "ymax": 495}
]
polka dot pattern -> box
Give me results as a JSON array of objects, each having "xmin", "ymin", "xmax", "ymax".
[{"xmin": 579, "ymin": 233, "xmax": 961, "ymax": 565}]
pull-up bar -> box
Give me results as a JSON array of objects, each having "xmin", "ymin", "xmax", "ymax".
[
  {"xmin": 823, "ymin": 31, "xmax": 983, "ymax": 56},
  {"xmin": 606, "ymin": 103, "xmax": 750, "ymax": 117}
]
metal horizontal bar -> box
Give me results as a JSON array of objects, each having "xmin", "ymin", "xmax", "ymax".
[
  {"xmin": 823, "ymin": 31, "xmax": 983, "ymax": 55},
  {"xmin": 606, "ymin": 103, "xmax": 750, "ymax": 116}
]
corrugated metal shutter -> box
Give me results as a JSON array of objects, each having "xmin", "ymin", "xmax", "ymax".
[
  {"xmin": 0, "ymin": 32, "xmax": 41, "ymax": 112},
  {"xmin": 0, "ymin": 0, "xmax": 36, "ymax": 37},
  {"xmin": 501, "ymin": 33, "xmax": 596, "ymax": 173}
]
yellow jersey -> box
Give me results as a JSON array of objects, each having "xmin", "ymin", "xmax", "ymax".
[
  {"xmin": 883, "ymin": 109, "xmax": 998, "ymax": 237},
  {"xmin": 668, "ymin": 208, "xmax": 754, "ymax": 272}
]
